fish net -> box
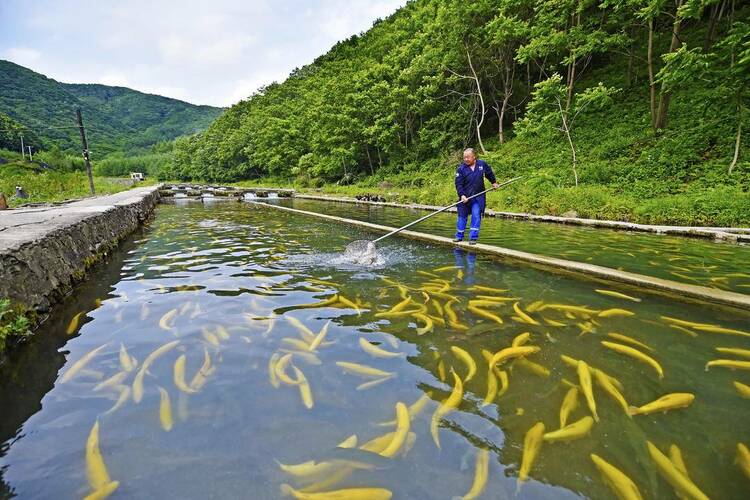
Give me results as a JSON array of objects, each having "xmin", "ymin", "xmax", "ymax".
[{"xmin": 340, "ymin": 240, "xmax": 381, "ymax": 266}]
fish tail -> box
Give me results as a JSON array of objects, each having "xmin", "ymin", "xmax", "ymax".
[{"xmin": 279, "ymin": 484, "xmax": 293, "ymax": 497}]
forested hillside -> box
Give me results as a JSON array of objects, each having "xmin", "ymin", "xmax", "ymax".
[
  {"xmin": 0, "ymin": 60, "xmax": 223, "ymax": 157},
  {"xmin": 166, "ymin": 0, "xmax": 750, "ymax": 225}
]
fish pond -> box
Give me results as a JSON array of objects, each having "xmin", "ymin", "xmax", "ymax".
[
  {"xmin": 282, "ymin": 197, "xmax": 750, "ymax": 295},
  {"xmin": 1, "ymin": 199, "xmax": 749, "ymax": 499}
]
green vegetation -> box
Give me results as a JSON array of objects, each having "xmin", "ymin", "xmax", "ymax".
[
  {"xmin": 0, "ymin": 148, "xmax": 156, "ymax": 207},
  {"xmin": 0, "ymin": 299, "xmax": 31, "ymax": 354},
  {"xmin": 164, "ymin": 0, "xmax": 749, "ymax": 226},
  {"xmin": 0, "ymin": 60, "xmax": 223, "ymax": 156}
]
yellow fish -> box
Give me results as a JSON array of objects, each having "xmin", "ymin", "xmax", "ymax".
[
  {"xmin": 490, "ymin": 346, "xmax": 540, "ymax": 366},
  {"xmin": 513, "ymin": 302, "xmax": 540, "ymax": 325},
  {"xmin": 543, "ymin": 416, "xmax": 594, "ymax": 442},
  {"xmin": 628, "ymin": 393, "xmax": 695, "ymax": 416},
  {"xmin": 308, "ymin": 321, "xmax": 331, "ymax": 351},
  {"xmin": 132, "ymin": 340, "xmax": 180, "ymax": 403},
  {"xmin": 469, "ymin": 285, "xmax": 509, "ymax": 294},
  {"xmin": 646, "ymin": 441, "xmax": 709, "ymax": 500},
  {"xmin": 595, "ymin": 289, "xmax": 641, "ymax": 303},
  {"xmin": 279, "ymin": 485, "xmax": 392, "ymax": 500},
  {"xmin": 559, "ymin": 387, "xmax": 579, "ymax": 428},
  {"xmin": 468, "ymin": 305, "xmax": 503, "ymax": 325},
  {"xmin": 118, "ymin": 343, "xmax": 137, "ymax": 372},
  {"xmin": 356, "ymin": 375, "xmax": 395, "ymax": 391},
  {"xmin": 359, "ymin": 338, "xmax": 403, "ymax": 358},
  {"xmin": 430, "ymin": 370, "xmax": 463, "ymax": 449},
  {"xmin": 598, "ymin": 308, "xmax": 635, "ymax": 318},
  {"xmin": 268, "ymin": 353, "xmax": 281, "ymax": 389},
  {"xmin": 66, "ymin": 311, "xmax": 84, "ymax": 335},
  {"xmin": 378, "ymin": 393, "xmax": 433, "ymax": 426},
  {"xmin": 482, "ymin": 366, "xmax": 498, "ymax": 406},
  {"xmin": 337, "ymin": 294, "xmax": 362, "ymax": 315},
  {"xmin": 93, "ymin": 371, "xmax": 128, "ymax": 392},
  {"xmin": 513, "ymin": 358, "xmax": 550, "ymax": 378},
  {"xmin": 590, "ymin": 454, "xmax": 643, "ymax": 500},
  {"xmin": 85, "ymin": 421, "xmax": 119, "ymax": 498},
  {"xmin": 291, "ymin": 366, "xmax": 314, "ymax": 409},
  {"xmin": 511, "ymin": 332, "xmax": 531, "ymax": 347},
  {"xmin": 716, "ymin": 347, "xmax": 750, "ymax": 359},
  {"xmin": 173, "ymin": 355, "xmax": 197, "ymax": 394},
  {"xmin": 336, "ymin": 361, "xmax": 394, "ymax": 379},
  {"xmin": 379, "ymin": 402, "xmax": 409, "ymax": 458},
  {"xmin": 518, "ymin": 422, "xmax": 545, "ymax": 482},
  {"xmin": 450, "ymin": 346, "xmax": 477, "ymax": 382},
  {"xmin": 705, "ymin": 359, "xmax": 750, "ymax": 371},
  {"xmin": 189, "ymin": 348, "xmax": 214, "ymax": 391},
  {"xmin": 276, "ymin": 354, "xmax": 301, "ymax": 386},
  {"xmin": 158, "ymin": 308, "xmax": 178, "ymax": 331},
  {"xmin": 734, "ymin": 381, "xmax": 750, "ymax": 398},
  {"xmin": 601, "ymin": 341, "xmax": 664, "ymax": 379},
  {"xmin": 577, "ymin": 360, "xmax": 599, "ymax": 422},
  {"xmin": 459, "ymin": 448, "xmax": 489, "ymax": 500},
  {"xmin": 412, "ymin": 313, "xmax": 434, "ymax": 335},
  {"xmin": 737, "ymin": 443, "xmax": 750, "ymax": 481},
  {"xmin": 593, "ymin": 369, "xmax": 630, "ymax": 415},
  {"xmin": 61, "ymin": 343, "xmax": 110, "ymax": 383},
  {"xmin": 157, "ymin": 386, "xmax": 173, "ymax": 431},
  {"xmin": 607, "ymin": 332, "xmax": 653, "ymax": 352}
]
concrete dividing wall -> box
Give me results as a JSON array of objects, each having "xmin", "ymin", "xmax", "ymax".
[
  {"xmin": 295, "ymin": 194, "xmax": 750, "ymax": 243},
  {"xmin": 0, "ymin": 186, "xmax": 161, "ymax": 317},
  {"xmin": 248, "ymin": 200, "xmax": 750, "ymax": 313}
]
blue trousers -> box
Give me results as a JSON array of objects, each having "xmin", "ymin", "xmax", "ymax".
[{"xmin": 455, "ymin": 198, "xmax": 482, "ymax": 241}]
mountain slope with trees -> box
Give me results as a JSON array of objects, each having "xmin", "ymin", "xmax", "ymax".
[
  {"xmin": 165, "ymin": 0, "xmax": 749, "ymax": 225},
  {"xmin": 0, "ymin": 60, "xmax": 223, "ymax": 157}
]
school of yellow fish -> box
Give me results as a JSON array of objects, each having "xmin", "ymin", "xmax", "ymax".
[{"xmin": 58, "ymin": 238, "xmax": 750, "ymax": 499}]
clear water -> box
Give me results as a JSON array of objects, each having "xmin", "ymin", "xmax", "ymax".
[
  {"xmin": 278, "ymin": 198, "xmax": 750, "ymax": 296},
  {"xmin": 1, "ymin": 200, "xmax": 749, "ymax": 499}
]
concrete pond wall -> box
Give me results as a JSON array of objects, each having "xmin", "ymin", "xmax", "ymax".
[{"xmin": 0, "ymin": 185, "xmax": 161, "ymax": 358}]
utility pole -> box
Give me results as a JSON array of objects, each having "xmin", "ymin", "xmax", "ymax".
[
  {"xmin": 26, "ymin": 145, "xmax": 33, "ymax": 161},
  {"xmin": 76, "ymin": 108, "xmax": 95, "ymax": 195},
  {"xmin": 20, "ymin": 133, "xmax": 25, "ymax": 160}
]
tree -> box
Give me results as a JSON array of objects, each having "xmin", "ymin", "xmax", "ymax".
[{"xmin": 517, "ymin": 74, "xmax": 619, "ymax": 186}]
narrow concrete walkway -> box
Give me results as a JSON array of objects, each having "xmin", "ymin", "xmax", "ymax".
[
  {"xmin": 0, "ymin": 185, "xmax": 161, "ymax": 314},
  {"xmin": 0, "ymin": 186, "xmax": 161, "ymax": 251},
  {"xmin": 295, "ymin": 194, "xmax": 750, "ymax": 243},
  {"xmin": 249, "ymin": 200, "xmax": 750, "ymax": 313}
]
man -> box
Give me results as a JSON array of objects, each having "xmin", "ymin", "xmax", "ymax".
[{"xmin": 454, "ymin": 148, "xmax": 498, "ymax": 244}]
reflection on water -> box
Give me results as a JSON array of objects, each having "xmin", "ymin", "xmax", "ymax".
[
  {"xmin": 282, "ymin": 198, "xmax": 750, "ymax": 295},
  {"xmin": 1, "ymin": 201, "xmax": 749, "ymax": 499}
]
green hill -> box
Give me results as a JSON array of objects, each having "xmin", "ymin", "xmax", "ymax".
[
  {"xmin": 164, "ymin": 0, "xmax": 749, "ymax": 226},
  {"xmin": 0, "ymin": 60, "xmax": 223, "ymax": 157}
]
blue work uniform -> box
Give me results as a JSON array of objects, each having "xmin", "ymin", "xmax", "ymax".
[{"xmin": 454, "ymin": 159, "xmax": 496, "ymax": 241}]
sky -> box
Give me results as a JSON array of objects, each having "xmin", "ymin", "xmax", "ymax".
[{"xmin": 0, "ymin": 0, "xmax": 406, "ymax": 107}]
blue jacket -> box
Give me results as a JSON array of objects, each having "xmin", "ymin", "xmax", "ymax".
[{"xmin": 455, "ymin": 159, "xmax": 496, "ymax": 208}]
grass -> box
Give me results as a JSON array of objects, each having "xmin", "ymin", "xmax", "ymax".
[{"xmin": 1, "ymin": 151, "xmax": 158, "ymax": 207}]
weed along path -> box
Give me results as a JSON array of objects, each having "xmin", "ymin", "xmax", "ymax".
[{"xmin": 1, "ymin": 199, "xmax": 749, "ymax": 499}]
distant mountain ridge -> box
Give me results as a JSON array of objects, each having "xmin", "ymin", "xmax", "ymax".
[{"xmin": 0, "ymin": 60, "xmax": 223, "ymax": 156}]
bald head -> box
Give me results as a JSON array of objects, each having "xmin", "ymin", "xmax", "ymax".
[{"xmin": 463, "ymin": 148, "xmax": 476, "ymax": 166}]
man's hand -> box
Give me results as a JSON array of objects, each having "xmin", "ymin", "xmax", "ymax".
[
  {"xmin": 461, "ymin": 195, "xmax": 468, "ymax": 204},
  {"xmin": 492, "ymin": 182, "xmax": 499, "ymax": 189}
]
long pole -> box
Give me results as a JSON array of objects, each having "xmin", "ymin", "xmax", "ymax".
[
  {"xmin": 26, "ymin": 145, "xmax": 32, "ymax": 161},
  {"xmin": 372, "ymin": 176, "xmax": 522, "ymax": 243},
  {"xmin": 76, "ymin": 108, "xmax": 95, "ymax": 195},
  {"xmin": 20, "ymin": 134, "xmax": 25, "ymax": 160}
]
